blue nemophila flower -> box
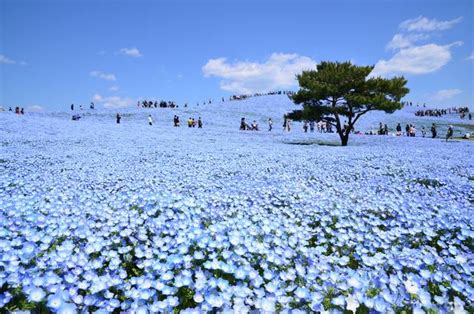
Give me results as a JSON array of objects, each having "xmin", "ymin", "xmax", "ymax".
[
  {"xmin": 206, "ymin": 294, "xmax": 224, "ymax": 308},
  {"xmin": 332, "ymin": 295, "xmax": 346, "ymax": 307},
  {"xmin": 28, "ymin": 287, "xmax": 46, "ymax": 302},
  {"xmin": 57, "ymin": 302, "xmax": 77, "ymax": 314},
  {"xmin": 47, "ymin": 293, "xmax": 64, "ymax": 310}
]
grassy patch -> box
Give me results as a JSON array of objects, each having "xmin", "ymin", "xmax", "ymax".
[
  {"xmin": 284, "ymin": 140, "xmax": 341, "ymax": 147},
  {"xmin": 1, "ymin": 285, "xmax": 49, "ymax": 313},
  {"xmin": 211, "ymin": 269, "xmax": 237, "ymax": 285},
  {"xmin": 412, "ymin": 178, "xmax": 445, "ymax": 188},
  {"xmin": 175, "ymin": 286, "xmax": 197, "ymax": 311}
]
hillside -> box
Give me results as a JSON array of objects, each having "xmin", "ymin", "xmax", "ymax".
[{"xmin": 0, "ymin": 94, "xmax": 473, "ymax": 313}]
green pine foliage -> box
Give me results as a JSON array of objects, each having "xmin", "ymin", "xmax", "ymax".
[{"xmin": 288, "ymin": 61, "xmax": 409, "ymax": 146}]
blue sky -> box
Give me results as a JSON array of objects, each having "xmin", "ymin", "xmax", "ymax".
[{"xmin": 1, "ymin": 0, "xmax": 472, "ymax": 110}]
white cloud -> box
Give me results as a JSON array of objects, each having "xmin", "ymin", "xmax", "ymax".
[
  {"xmin": 467, "ymin": 52, "xmax": 474, "ymax": 60},
  {"xmin": 26, "ymin": 105, "xmax": 44, "ymax": 112},
  {"xmin": 202, "ymin": 53, "xmax": 317, "ymax": 94},
  {"xmin": 431, "ymin": 89, "xmax": 462, "ymax": 101},
  {"xmin": 92, "ymin": 94, "xmax": 134, "ymax": 109},
  {"xmin": 0, "ymin": 54, "xmax": 27, "ymax": 66},
  {"xmin": 119, "ymin": 47, "xmax": 142, "ymax": 58},
  {"xmin": 90, "ymin": 70, "xmax": 117, "ymax": 81},
  {"xmin": 400, "ymin": 16, "xmax": 462, "ymax": 32},
  {"xmin": 372, "ymin": 42, "xmax": 463, "ymax": 77},
  {"xmin": 375, "ymin": 15, "xmax": 464, "ymax": 77},
  {"xmin": 386, "ymin": 33, "xmax": 429, "ymax": 50},
  {"xmin": 0, "ymin": 54, "xmax": 16, "ymax": 64},
  {"xmin": 109, "ymin": 86, "xmax": 119, "ymax": 92}
]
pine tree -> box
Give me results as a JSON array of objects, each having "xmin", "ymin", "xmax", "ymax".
[{"xmin": 288, "ymin": 61, "xmax": 409, "ymax": 146}]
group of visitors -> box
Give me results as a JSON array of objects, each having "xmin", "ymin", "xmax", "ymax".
[
  {"xmin": 414, "ymin": 106, "xmax": 471, "ymax": 119},
  {"xmin": 383, "ymin": 122, "xmax": 461, "ymax": 141},
  {"xmin": 138, "ymin": 100, "xmax": 178, "ymax": 108},
  {"xmin": 133, "ymin": 91, "xmax": 292, "ymax": 109},
  {"xmin": 183, "ymin": 116, "xmax": 202, "ymax": 128},
  {"xmin": 9, "ymin": 107, "xmax": 25, "ymax": 114},
  {"xmin": 70, "ymin": 103, "xmax": 94, "ymax": 110},
  {"xmin": 239, "ymin": 117, "xmax": 346, "ymax": 133},
  {"xmin": 415, "ymin": 108, "xmax": 449, "ymax": 117},
  {"xmin": 298, "ymin": 120, "xmax": 334, "ymax": 133},
  {"xmin": 115, "ymin": 113, "xmax": 204, "ymax": 128},
  {"xmin": 240, "ymin": 118, "xmax": 259, "ymax": 131},
  {"xmin": 229, "ymin": 90, "xmax": 291, "ymax": 102}
]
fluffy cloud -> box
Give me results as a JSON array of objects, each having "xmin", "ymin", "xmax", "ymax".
[
  {"xmin": 202, "ymin": 53, "xmax": 317, "ymax": 94},
  {"xmin": 372, "ymin": 42, "xmax": 462, "ymax": 76},
  {"xmin": 0, "ymin": 54, "xmax": 27, "ymax": 66},
  {"xmin": 109, "ymin": 86, "xmax": 120, "ymax": 92},
  {"xmin": 373, "ymin": 15, "xmax": 464, "ymax": 77},
  {"xmin": 467, "ymin": 52, "xmax": 474, "ymax": 60},
  {"xmin": 399, "ymin": 16, "xmax": 462, "ymax": 32},
  {"xmin": 386, "ymin": 33, "xmax": 429, "ymax": 50},
  {"xmin": 119, "ymin": 47, "xmax": 142, "ymax": 58},
  {"xmin": 26, "ymin": 105, "xmax": 44, "ymax": 112},
  {"xmin": 90, "ymin": 70, "xmax": 117, "ymax": 81},
  {"xmin": 92, "ymin": 94, "xmax": 134, "ymax": 109},
  {"xmin": 431, "ymin": 89, "xmax": 462, "ymax": 101}
]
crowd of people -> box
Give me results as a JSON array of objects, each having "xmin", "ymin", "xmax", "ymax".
[
  {"xmin": 239, "ymin": 114, "xmax": 469, "ymax": 142},
  {"xmin": 138, "ymin": 100, "xmax": 178, "ymax": 108},
  {"xmin": 363, "ymin": 122, "xmax": 466, "ymax": 141},
  {"xmin": 6, "ymin": 94, "xmax": 471, "ymax": 142},
  {"xmin": 116, "ymin": 91, "xmax": 294, "ymax": 110},
  {"xmin": 8, "ymin": 107, "xmax": 25, "ymax": 114},
  {"xmin": 414, "ymin": 106, "xmax": 471, "ymax": 119},
  {"xmin": 229, "ymin": 90, "xmax": 292, "ymax": 102}
]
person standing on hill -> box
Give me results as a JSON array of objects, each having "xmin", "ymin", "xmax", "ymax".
[
  {"xmin": 148, "ymin": 114, "xmax": 153, "ymax": 126},
  {"xmin": 405, "ymin": 124, "xmax": 410, "ymax": 136},
  {"xmin": 446, "ymin": 125, "xmax": 454, "ymax": 141},
  {"xmin": 116, "ymin": 113, "xmax": 121, "ymax": 124},
  {"xmin": 303, "ymin": 121, "xmax": 308, "ymax": 133},
  {"xmin": 396, "ymin": 123, "xmax": 402, "ymax": 136},
  {"xmin": 71, "ymin": 104, "xmax": 74, "ymax": 111},
  {"xmin": 240, "ymin": 117, "xmax": 247, "ymax": 130},
  {"xmin": 198, "ymin": 117, "xmax": 203, "ymax": 128},
  {"xmin": 268, "ymin": 118, "xmax": 273, "ymax": 131},
  {"xmin": 431, "ymin": 123, "xmax": 437, "ymax": 138},
  {"xmin": 309, "ymin": 121, "xmax": 315, "ymax": 132}
]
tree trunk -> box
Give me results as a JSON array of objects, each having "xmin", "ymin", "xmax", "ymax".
[
  {"xmin": 341, "ymin": 135, "xmax": 349, "ymax": 146},
  {"xmin": 337, "ymin": 130, "xmax": 349, "ymax": 146},
  {"xmin": 338, "ymin": 131, "xmax": 350, "ymax": 146}
]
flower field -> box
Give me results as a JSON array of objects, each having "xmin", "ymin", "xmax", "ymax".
[{"xmin": 0, "ymin": 96, "xmax": 473, "ymax": 313}]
